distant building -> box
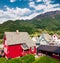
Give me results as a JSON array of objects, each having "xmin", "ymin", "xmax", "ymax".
[
  {"xmin": 37, "ymin": 33, "xmax": 60, "ymax": 59},
  {"xmin": 37, "ymin": 45, "xmax": 60, "ymax": 59},
  {"xmin": 52, "ymin": 33, "xmax": 60, "ymax": 46},
  {"xmin": 4, "ymin": 30, "xmax": 36, "ymax": 58},
  {"xmin": 37, "ymin": 33, "xmax": 52, "ymax": 46}
]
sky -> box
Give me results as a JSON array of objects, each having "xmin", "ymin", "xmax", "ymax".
[{"xmin": 0, "ymin": 0, "xmax": 60, "ymax": 23}]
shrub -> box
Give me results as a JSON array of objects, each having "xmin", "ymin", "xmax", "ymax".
[
  {"xmin": 7, "ymin": 58, "xmax": 22, "ymax": 63},
  {"xmin": 21, "ymin": 54, "xmax": 35, "ymax": 63},
  {"xmin": 0, "ymin": 58, "xmax": 7, "ymax": 63}
]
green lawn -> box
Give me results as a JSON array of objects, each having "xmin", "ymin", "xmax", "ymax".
[
  {"xmin": 0, "ymin": 58, "xmax": 7, "ymax": 63},
  {"xmin": 33, "ymin": 56, "xmax": 60, "ymax": 63},
  {"xmin": 0, "ymin": 55, "xmax": 60, "ymax": 63}
]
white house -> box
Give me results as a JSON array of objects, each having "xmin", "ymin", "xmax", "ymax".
[
  {"xmin": 52, "ymin": 34, "xmax": 60, "ymax": 46},
  {"xmin": 37, "ymin": 33, "xmax": 52, "ymax": 46}
]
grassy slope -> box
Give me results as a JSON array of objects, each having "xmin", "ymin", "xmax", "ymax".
[
  {"xmin": 33, "ymin": 56, "xmax": 60, "ymax": 63},
  {"xmin": 0, "ymin": 56, "xmax": 60, "ymax": 63}
]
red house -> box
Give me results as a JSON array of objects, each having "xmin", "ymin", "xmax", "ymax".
[{"xmin": 4, "ymin": 30, "xmax": 36, "ymax": 58}]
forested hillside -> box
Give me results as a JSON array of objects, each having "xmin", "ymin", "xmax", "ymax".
[{"xmin": 0, "ymin": 11, "xmax": 60, "ymax": 38}]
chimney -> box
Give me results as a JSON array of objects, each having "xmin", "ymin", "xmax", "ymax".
[{"xmin": 16, "ymin": 30, "xmax": 19, "ymax": 33}]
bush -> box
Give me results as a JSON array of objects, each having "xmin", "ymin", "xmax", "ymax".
[
  {"xmin": 21, "ymin": 54, "xmax": 35, "ymax": 63},
  {"xmin": 0, "ymin": 58, "xmax": 7, "ymax": 63},
  {"xmin": 7, "ymin": 54, "xmax": 35, "ymax": 63},
  {"xmin": 7, "ymin": 58, "xmax": 22, "ymax": 63}
]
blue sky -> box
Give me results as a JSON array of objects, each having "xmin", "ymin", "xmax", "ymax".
[{"xmin": 0, "ymin": 0, "xmax": 60, "ymax": 23}]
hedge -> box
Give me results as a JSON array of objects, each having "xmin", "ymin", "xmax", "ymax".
[
  {"xmin": 0, "ymin": 54, "xmax": 35, "ymax": 63},
  {"xmin": 21, "ymin": 54, "xmax": 35, "ymax": 63},
  {"xmin": 7, "ymin": 58, "xmax": 22, "ymax": 63}
]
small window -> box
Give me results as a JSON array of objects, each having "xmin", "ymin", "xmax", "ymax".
[
  {"xmin": 22, "ymin": 43, "xmax": 28, "ymax": 50},
  {"xmin": 36, "ymin": 43, "xmax": 40, "ymax": 45},
  {"xmin": 23, "ymin": 43, "xmax": 28, "ymax": 48}
]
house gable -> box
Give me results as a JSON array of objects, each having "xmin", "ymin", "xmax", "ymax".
[
  {"xmin": 4, "ymin": 32, "xmax": 35, "ymax": 47},
  {"xmin": 38, "ymin": 34, "xmax": 50, "ymax": 45},
  {"xmin": 4, "ymin": 31, "xmax": 36, "ymax": 58}
]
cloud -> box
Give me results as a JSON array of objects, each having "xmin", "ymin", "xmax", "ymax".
[
  {"xmin": 0, "ymin": 5, "xmax": 42, "ymax": 23},
  {"xmin": 29, "ymin": 2, "xmax": 35, "ymax": 7},
  {"xmin": 0, "ymin": 6, "xmax": 32, "ymax": 23},
  {"xmin": 43, "ymin": 0, "xmax": 51, "ymax": 5},
  {"xmin": 29, "ymin": 0, "xmax": 60, "ymax": 11},
  {"xmin": 10, "ymin": 0, "xmax": 16, "ymax": 2},
  {"xmin": 0, "ymin": 0, "xmax": 60, "ymax": 23},
  {"xmin": 36, "ymin": 0, "xmax": 42, "ymax": 2}
]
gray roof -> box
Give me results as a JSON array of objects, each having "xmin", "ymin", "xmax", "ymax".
[
  {"xmin": 43, "ymin": 33, "xmax": 52, "ymax": 42},
  {"xmin": 37, "ymin": 45, "xmax": 60, "ymax": 54},
  {"xmin": 4, "ymin": 32, "xmax": 36, "ymax": 47},
  {"xmin": 39, "ymin": 33, "xmax": 52, "ymax": 42}
]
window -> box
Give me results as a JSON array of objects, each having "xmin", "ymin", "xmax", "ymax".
[
  {"xmin": 36, "ymin": 43, "xmax": 40, "ymax": 45},
  {"xmin": 23, "ymin": 43, "xmax": 27, "ymax": 48},
  {"xmin": 22, "ymin": 43, "xmax": 28, "ymax": 50}
]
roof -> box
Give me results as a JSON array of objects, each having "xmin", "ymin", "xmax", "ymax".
[
  {"xmin": 32, "ymin": 37, "xmax": 38, "ymax": 42},
  {"xmin": 43, "ymin": 33, "xmax": 52, "ymax": 42},
  {"xmin": 38, "ymin": 33, "xmax": 52, "ymax": 42},
  {"xmin": 4, "ymin": 32, "xmax": 36, "ymax": 47},
  {"xmin": 37, "ymin": 45, "xmax": 60, "ymax": 54},
  {"xmin": 53, "ymin": 33, "xmax": 60, "ymax": 39}
]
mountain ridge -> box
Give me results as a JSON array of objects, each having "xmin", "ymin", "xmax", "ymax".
[
  {"xmin": 34, "ymin": 10, "xmax": 60, "ymax": 19},
  {"xmin": 0, "ymin": 10, "xmax": 60, "ymax": 38}
]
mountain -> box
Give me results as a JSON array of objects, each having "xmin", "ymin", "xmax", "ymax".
[
  {"xmin": 34, "ymin": 10, "xmax": 60, "ymax": 19},
  {"xmin": 32, "ymin": 10, "xmax": 60, "ymax": 30},
  {"xmin": 0, "ymin": 10, "xmax": 60, "ymax": 38}
]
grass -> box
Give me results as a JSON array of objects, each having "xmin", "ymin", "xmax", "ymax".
[
  {"xmin": 0, "ymin": 58, "xmax": 7, "ymax": 63},
  {"xmin": 0, "ymin": 56, "xmax": 60, "ymax": 63},
  {"xmin": 33, "ymin": 56, "xmax": 60, "ymax": 63}
]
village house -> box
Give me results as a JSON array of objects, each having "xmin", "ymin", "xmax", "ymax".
[
  {"xmin": 3, "ymin": 30, "xmax": 36, "ymax": 58},
  {"xmin": 37, "ymin": 33, "xmax": 52, "ymax": 46},
  {"xmin": 37, "ymin": 33, "xmax": 60, "ymax": 59},
  {"xmin": 37, "ymin": 45, "xmax": 60, "ymax": 59},
  {"xmin": 52, "ymin": 33, "xmax": 60, "ymax": 46}
]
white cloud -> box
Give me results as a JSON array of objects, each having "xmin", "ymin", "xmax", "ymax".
[
  {"xmin": 29, "ymin": 2, "xmax": 46, "ymax": 10},
  {"xmin": 0, "ymin": 0, "xmax": 60, "ymax": 23},
  {"xmin": 0, "ymin": 6, "xmax": 41, "ymax": 23},
  {"xmin": 36, "ymin": 0, "xmax": 42, "ymax": 2},
  {"xmin": 10, "ymin": 0, "xmax": 16, "ymax": 2},
  {"xmin": 29, "ymin": 1, "xmax": 46, "ymax": 10},
  {"xmin": 0, "ymin": 7, "xmax": 32, "ymax": 23},
  {"xmin": 29, "ymin": 2, "xmax": 35, "ymax": 7},
  {"xmin": 6, "ymin": 7, "xmax": 31, "ymax": 16},
  {"xmin": 29, "ymin": 0, "xmax": 60, "ymax": 11}
]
